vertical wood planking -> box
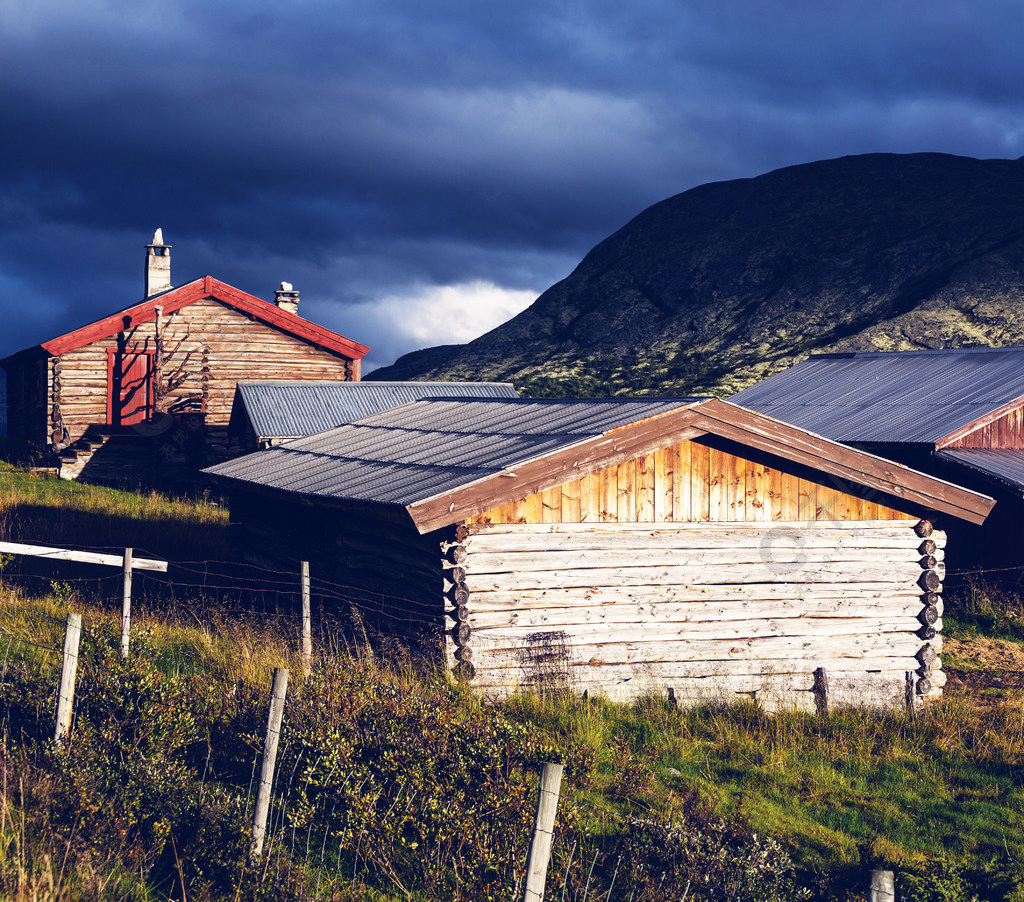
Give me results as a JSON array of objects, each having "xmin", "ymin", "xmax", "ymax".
[
  {"xmin": 524, "ymin": 494, "xmax": 544, "ymax": 523},
  {"xmin": 580, "ymin": 473, "xmax": 599, "ymax": 523},
  {"xmin": 541, "ymin": 486, "xmax": 561, "ymax": 523},
  {"xmin": 560, "ymin": 481, "xmax": 582, "ymax": 523},
  {"xmin": 673, "ymin": 441, "xmax": 692, "ymax": 521},
  {"xmin": 797, "ymin": 477, "xmax": 817, "ymax": 520},
  {"xmin": 653, "ymin": 447, "xmax": 670, "ymax": 522},
  {"xmin": 617, "ymin": 459, "xmax": 637, "ymax": 522},
  {"xmin": 745, "ymin": 460, "xmax": 767, "ymax": 521},
  {"xmin": 639, "ymin": 452, "xmax": 657, "ymax": 522},
  {"xmin": 768, "ymin": 466, "xmax": 784, "ymax": 520},
  {"xmin": 708, "ymin": 446, "xmax": 728, "ymax": 521},
  {"xmin": 692, "ymin": 441, "xmax": 711, "ymax": 521},
  {"xmin": 599, "ymin": 468, "xmax": 616, "ymax": 521},
  {"xmin": 725, "ymin": 452, "xmax": 745, "ymax": 520}
]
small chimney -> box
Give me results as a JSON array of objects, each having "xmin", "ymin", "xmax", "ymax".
[
  {"xmin": 144, "ymin": 228, "xmax": 172, "ymax": 298},
  {"xmin": 274, "ymin": 281, "xmax": 300, "ymax": 315}
]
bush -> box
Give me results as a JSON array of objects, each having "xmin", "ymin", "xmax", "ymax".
[
  {"xmin": 272, "ymin": 660, "xmax": 593, "ymax": 900},
  {"xmin": 615, "ymin": 794, "xmax": 811, "ymax": 902}
]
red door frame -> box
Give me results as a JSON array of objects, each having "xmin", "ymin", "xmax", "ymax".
[{"xmin": 106, "ymin": 348, "xmax": 155, "ymax": 426}]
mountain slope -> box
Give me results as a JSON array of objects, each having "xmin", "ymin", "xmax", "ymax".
[{"xmin": 370, "ymin": 153, "xmax": 1024, "ymax": 396}]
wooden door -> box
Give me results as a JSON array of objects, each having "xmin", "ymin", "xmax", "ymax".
[{"xmin": 107, "ymin": 348, "xmax": 154, "ymax": 426}]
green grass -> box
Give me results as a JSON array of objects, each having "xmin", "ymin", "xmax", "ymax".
[
  {"xmin": 0, "ymin": 461, "xmax": 229, "ymax": 561},
  {"xmin": 4, "ymin": 472, "xmax": 1024, "ymax": 899}
]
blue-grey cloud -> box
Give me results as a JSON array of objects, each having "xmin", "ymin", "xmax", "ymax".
[{"xmin": 2, "ymin": 0, "xmax": 1024, "ymax": 368}]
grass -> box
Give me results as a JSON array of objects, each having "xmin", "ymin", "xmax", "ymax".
[
  {"xmin": 3, "ymin": 468, "xmax": 1024, "ymax": 898},
  {"xmin": 0, "ymin": 461, "xmax": 230, "ymax": 561}
]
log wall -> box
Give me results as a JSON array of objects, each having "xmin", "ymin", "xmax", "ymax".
[
  {"xmin": 470, "ymin": 439, "xmax": 915, "ymax": 525},
  {"xmin": 447, "ymin": 520, "xmax": 944, "ymax": 711}
]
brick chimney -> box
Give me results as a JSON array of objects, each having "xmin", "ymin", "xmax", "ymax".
[
  {"xmin": 274, "ymin": 281, "xmax": 300, "ymax": 315},
  {"xmin": 144, "ymin": 228, "xmax": 172, "ymax": 298}
]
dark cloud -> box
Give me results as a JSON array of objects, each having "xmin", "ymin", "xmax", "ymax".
[{"xmin": 2, "ymin": 0, "xmax": 1024, "ymax": 368}]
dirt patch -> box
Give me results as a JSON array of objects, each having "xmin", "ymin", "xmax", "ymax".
[{"xmin": 944, "ymin": 636, "xmax": 1024, "ymax": 691}]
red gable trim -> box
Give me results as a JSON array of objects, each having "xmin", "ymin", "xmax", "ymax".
[{"xmin": 39, "ymin": 277, "xmax": 369, "ymax": 360}]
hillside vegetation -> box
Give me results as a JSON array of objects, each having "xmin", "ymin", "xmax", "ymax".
[
  {"xmin": 370, "ymin": 153, "xmax": 1024, "ymax": 396},
  {"xmin": 3, "ymin": 468, "xmax": 1024, "ymax": 900}
]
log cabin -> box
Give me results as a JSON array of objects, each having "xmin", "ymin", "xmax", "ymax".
[
  {"xmin": 1, "ymin": 231, "xmax": 368, "ymax": 483},
  {"xmin": 227, "ymin": 380, "xmax": 518, "ymax": 452},
  {"xmin": 731, "ymin": 346, "xmax": 1024, "ymax": 570},
  {"xmin": 204, "ymin": 396, "xmax": 994, "ymax": 711}
]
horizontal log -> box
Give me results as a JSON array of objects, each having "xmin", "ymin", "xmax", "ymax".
[
  {"xmin": 468, "ymin": 521, "xmax": 926, "ymax": 536},
  {"xmin": 467, "ymin": 617, "xmax": 925, "ymax": 646},
  {"xmin": 464, "ymin": 546, "xmax": 943, "ymax": 574},
  {"xmin": 464, "ymin": 596, "xmax": 933, "ymax": 628},
  {"xmin": 465, "ymin": 527, "xmax": 934, "ymax": 554},
  {"xmin": 445, "ymin": 545, "xmax": 467, "ymax": 565},
  {"xmin": 470, "ymin": 655, "xmax": 928, "ymax": 684},
  {"xmin": 466, "ymin": 583, "xmax": 923, "ymax": 607},
  {"xmin": 917, "ymin": 644, "xmax": 938, "ymax": 667},
  {"xmin": 470, "ymin": 631, "xmax": 936, "ymax": 665},
  {"xmin": 463, "ymin": 562, "xmax": 929, "ymax": 592},
  {"xmin": 915, "ymin": 520, "xmax": 934, "ymax": 537}
]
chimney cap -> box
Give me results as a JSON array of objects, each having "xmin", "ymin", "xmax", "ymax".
[
  {"xmin": 147, "ymin": 228, "xmax": 170, "ymax": 248},
  {"xmin": 280, "ymin": 281, "xmax": 293, "ymax": 291}
]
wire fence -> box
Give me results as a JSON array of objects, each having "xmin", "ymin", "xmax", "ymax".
[{"xmin": 0, "ymin": 534, "xmax": 1020, "ymax": 899}]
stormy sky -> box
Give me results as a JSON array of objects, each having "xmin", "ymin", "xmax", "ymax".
[{"xmin": 2, "ymin": 0, "xmax": 1024, "ymax": 372}]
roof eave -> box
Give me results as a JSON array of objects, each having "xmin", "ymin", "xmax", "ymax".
[{"xmin": 405, "ymin": 398, "xmax": 995, "ymax": 533}]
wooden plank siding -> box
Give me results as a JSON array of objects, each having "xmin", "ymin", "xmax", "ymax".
[
  {"xmin": 942, "ymin": 404, "xmax": 1024, "ymax": 449},
  {"xmin": 470, "ymin": 439, "xmax": 914, "ymax": 525},
  {"xmin": 52, "ymin": 297, "xmax": 356, "ymax": 448},
  {"xmin": 454, "ymin": 521, "xmax": 942, "ymax": 709}
]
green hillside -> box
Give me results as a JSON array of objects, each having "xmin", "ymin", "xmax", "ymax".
[{"xmin": 370, "ymin": 153, "xmax": 1024, "ymax": 397}]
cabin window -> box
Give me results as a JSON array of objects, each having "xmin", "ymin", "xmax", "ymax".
[{"xmin": 106, "ymin": 348, "xmax": 155, "ymax": 426}]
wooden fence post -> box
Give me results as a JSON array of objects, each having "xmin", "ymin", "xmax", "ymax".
[
  {"xmin": 523, "ymin": 762, "xmax": 564, "ymax": 902},
  {"xmin": 870, "ymin": 869, "xmax": 895, "ymax": 902},
  {"xmin": 121, "ymin": 547, "xmax": 133, "ymax": 658},
  {"xmin": 300, "ymin": 561, "xmax": 312, "ymax": 673},
  {"xmin": 251, "ymin": 667, "xmax": 289, "ymax": 860},
  {"xmin": 54, "ymin": 613, "xmax": 83, "ymax": 745}
]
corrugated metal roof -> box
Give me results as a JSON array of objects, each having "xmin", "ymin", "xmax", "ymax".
[
  {"xmin": 937, "ymin": 448, "xmax": 1024, "ymax": 495},
  {"xmin": 731, "ymin": 346, "xmax": 1024, "ymax": 444},
  {"xmin": 207, "ymin": 397, "xmax": 702, "ymax": 506},
  {"xmin": 232, "ymin": 380, "xmax": 519, "ymax": 440}
]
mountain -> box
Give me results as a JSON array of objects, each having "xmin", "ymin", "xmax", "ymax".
[{"xmin": 369, "ymin": 153, "xmax": 1024, "ymax": 396}]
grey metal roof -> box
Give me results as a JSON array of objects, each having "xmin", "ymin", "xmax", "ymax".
[
  {"xmin": 207, "ymin": 397, "xmax": 702, "ymax": 507},
  {"xmin": 230, "ymin": 380, "xmax": 519, "ymax": 440},
  {"xmin": 937, "ymin": 448, "xmax": 1024, "ymax": 496},
  {"xmin": 731, "ymin": 346, "xmax": 1024, "ymax": 445}
]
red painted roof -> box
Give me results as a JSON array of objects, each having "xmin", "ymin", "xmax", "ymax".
[{"xmin": 37, "ymin": 276, "xmax": 368, "ymax": 359}]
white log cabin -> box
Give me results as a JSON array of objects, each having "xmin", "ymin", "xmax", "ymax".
[{"xmin": 204, "ymin": 396, "xmax": 994, "ymax": 711}]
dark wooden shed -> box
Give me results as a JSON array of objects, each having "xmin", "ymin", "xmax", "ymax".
[
  {"xmin": 732, "ymin": 346, "xmax": 1024, "ymax": 568},
  {"xmin": 205, "ymin": 397, "xmax": 993, "ymax": 711}
]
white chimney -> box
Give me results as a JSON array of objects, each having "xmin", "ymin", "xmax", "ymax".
[
  {"xmin": 144, "ymin": 228, "xmax": 172, "ymax": 298},
  {"xmin": 274, "ymin": 281, "xmax": 300, "ymax": 315}
]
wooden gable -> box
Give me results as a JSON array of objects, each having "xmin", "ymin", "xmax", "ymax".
[
  {"xmin": 471, "ymin": 438, "xmax": 914, "ymax": 526},
  {"xmin": 939, "ymin": 402, "xmax": 1024, "ymax": 450}
]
